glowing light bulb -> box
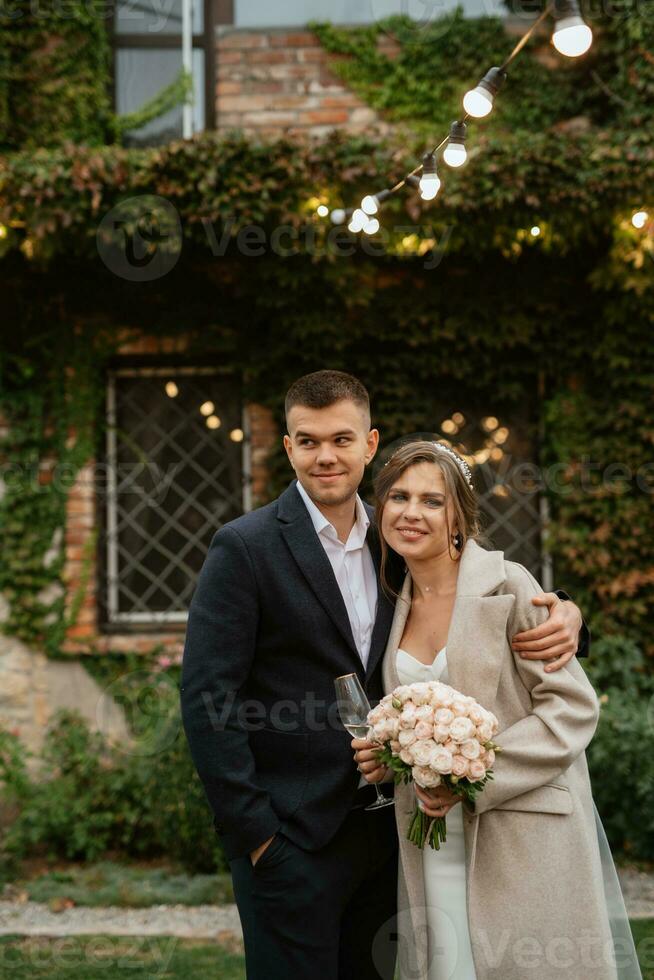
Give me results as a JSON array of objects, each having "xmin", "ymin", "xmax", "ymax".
[
  {"xmin": 230, "ymin": 428, "xmax": 244, "ymax": 442},
  {"xmin": 206, "ymin": 415, "xmax": 221, "ymax": 430},
  {"xmin": 552, "ymin": 17, "xmax": 593, "ymax": 57},
  {"xmin": 463, "ymin": 67, "xmax": 506, "ymax": 119},
  {"xmin": 316, "ymin": 204, "xmax": 329, "ymax": 217},
  {"xmin": 330, "ymin": 209, "xmax": 346, "ymax": 225},
  {"xmin": 419, "ymin": 174, "xmax": 441, "ymax": 201},
  {"xmin": 443, "ymin": 142, "xmax": 467, "ymax": 168},
  {"xmin": 463, "ymin": 87, "xmax": 493, "ymax": 118},
  {"xmin": 632, "ymin": 210, "xmax": 648, "ymax": 229},
  {"xmin": 348, "ymin": 208, "xmax": 367, "ymax": 233},
  {"xmin": 361, "ymin": 195, "xmax": 379, "ymax": 215},
  {"xmin": 165, "ymin": 381, "xmax": 178, "ymax": 398},
  {"xmin": 419, "ymin": 152, "xmax": 441, "ymax": 201},
  {"xmin": 200, "ymin": 401, "xmax": 215, "ymax": 416},
  {"xmin": 531, "ymin": 226, "xmax": 541, "ymax": 237},
  {"xmin": 363, "ymin": 217, "xmax": 380, "ymax": 235}
]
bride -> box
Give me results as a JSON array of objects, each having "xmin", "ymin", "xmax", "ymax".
[{"xmin": 353, "ymin": 440, "xmax": 641, "ymax": 980}]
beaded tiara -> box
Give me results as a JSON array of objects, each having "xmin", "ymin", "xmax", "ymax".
[{"xmin": 384, "ymin": 440, "xmax": 474, "ymax": 490}]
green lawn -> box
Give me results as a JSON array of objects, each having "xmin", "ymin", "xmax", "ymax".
[
  {"xmin": 631, "ymin": 920, "xmax": 654, "ymax": 980},
  {"xmin": 0, "ymin": 936, "xmax": 245, "ymax": 979},
  {"xmin": 1, "ymin": 924, "xmax": 652, "ymax": 980}
]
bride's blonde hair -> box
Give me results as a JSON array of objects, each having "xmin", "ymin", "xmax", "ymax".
[{"xmin": 374, "ymin": 440, "xmax": 482, "ymax": 599}]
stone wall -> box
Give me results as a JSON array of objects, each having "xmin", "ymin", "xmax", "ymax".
[{"xmin": 0, "ymin": 635, "xmax": 130, "ymax": 769}]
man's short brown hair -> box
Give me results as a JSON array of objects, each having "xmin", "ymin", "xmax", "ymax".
[{"xmin": 284, "ymin": 370, "xmax": 371, "ymax": 430}]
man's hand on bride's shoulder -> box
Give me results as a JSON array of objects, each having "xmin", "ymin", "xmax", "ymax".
[
  {"xmin": 511, "ymin": 592, "xmax": 582, "ymax": 673},
  {"xmin": 351, "ymin": 737, "xmax": 388, "ymax": 783}
]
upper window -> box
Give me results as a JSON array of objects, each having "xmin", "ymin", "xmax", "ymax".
[
  {"xmin": 101, "ymin": 367, "xmax": 249, "ymax": 627},
  {"xmin": 113, "ymin": 0, "xmax": 214, "ymax": 146}
]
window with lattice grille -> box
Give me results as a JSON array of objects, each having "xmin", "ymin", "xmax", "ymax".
[{"xmin": 101, "ymin": 368, "xmax": 249, "ymax": 627}]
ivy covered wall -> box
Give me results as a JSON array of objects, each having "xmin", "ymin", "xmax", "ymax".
[{"xmin": 0, "ymin": 6, "xmax": 652, "ymax": 662}]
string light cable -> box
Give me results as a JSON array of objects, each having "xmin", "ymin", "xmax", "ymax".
[{"xmin": 325, "ymin": 0, "xmax": 594, "ymax": 234}]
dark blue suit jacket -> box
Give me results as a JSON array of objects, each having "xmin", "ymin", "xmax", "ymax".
[{"xmin": 180, "ymin": 479, "xmax": 396, "ymax": 862}]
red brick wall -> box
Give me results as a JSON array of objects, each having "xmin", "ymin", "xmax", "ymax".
[{"xmin": 215, "ymin": 28, "xmax": 397, "ymax": 139}]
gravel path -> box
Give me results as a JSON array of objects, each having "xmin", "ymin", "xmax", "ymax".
[
  {"xmin": 0, "ymin": 901, "xmax": 243, "ymax": 940},
  {"xmin": 0, "ymin": 868, "xmax": 651, "ymax": 941}
]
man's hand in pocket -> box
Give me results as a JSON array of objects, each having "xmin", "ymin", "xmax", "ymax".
[{"xmin": 250, "ymin": 835, "xmax": 275, "ymax": 867}]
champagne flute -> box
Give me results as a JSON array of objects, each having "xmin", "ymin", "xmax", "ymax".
[{"xmin": 334, "ymin": 673, "xmax": 395, "ymax": 811}]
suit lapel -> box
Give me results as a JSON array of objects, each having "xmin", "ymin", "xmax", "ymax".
[
  {"xmin": 278, "ymin": 482, "xmax": 360, "ymax": 662},
  {"xmin": 364, "ymin": 517, "xmax": 397, "ymax": 683}
]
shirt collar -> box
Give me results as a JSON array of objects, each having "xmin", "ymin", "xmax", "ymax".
[{"xmin": 295, "ymin": 480, "xmax": 370, "ymax": 547}]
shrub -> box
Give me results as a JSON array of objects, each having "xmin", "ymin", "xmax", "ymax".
[
  {"xmin": 0, "ymin": 708, "xmax": 226, "ymax": 873},
  {"xmin": 585, "ymin": 635, "xmax": 654, "ymax": 861}
]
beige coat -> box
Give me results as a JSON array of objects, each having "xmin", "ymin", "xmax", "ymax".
[{"xmin": 382, "ymin": 539, "xmax": 617, "ymax": 980}]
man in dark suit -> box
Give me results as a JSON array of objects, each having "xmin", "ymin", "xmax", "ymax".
[{"xmin": 180, "ymin": 370, "xmax": 588, "ymax": 980}]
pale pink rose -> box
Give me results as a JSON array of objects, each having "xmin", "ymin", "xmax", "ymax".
[
  {"xmin": 468, "ymin": 759, "xmax": 487, "ymax": 780},
  {"xmin": 451, "ymin": 755, "xmax": 469, "ymax": 777},
  {"xmin": 431, "ymin": 685, "xmax": 454, "ymax": 707},
  {"xmin": 399, "ymin": 704, "xmax": 418, "ymax": 729},
  {"xmin": 443, "ymin": 739, "xmax": 458, "ymax": 755},
  {"xmin": 380, "ymin": 701, "xmax": 399, "ymax": 721},
  {"xmin": 393, "ymin": 685, "xmax": 414, "ymax": 705},
  {"xmin": 432, "ymin": 747, "xmax": 454, "ymax": 774},
  {"xmin": 398, "ymin": 729, "xmax": 417, "ymax": 748},
  {"xmin": 433, "ymin": 724, "xmax": 451, "ymax": 744},
  {"xmin": 412, "ymin": 766, "xmax": 442, "ymax": 789},
  {"xmin": 374, "ymin": 719, "xmax": 395, "ymax": 742},
  {"xmin": 415, "ymin": 704, "xmax": 434, "ymax": 724},
  {"xmin": 468, "ymin": 704, "xmax": 485, "ymax": 725},
  {"xmin": 368, "ymin": 705, "xmax": 385, "ymax": 725},
  {"xmin": 449, "ymin": 716, "xmax": 476, "ymax": 741},
  {"xmin": 434, "ymin": 707, "xmax": 454, "ymax": 725},
  {"xmin": 482, "ymin": 749, "xmax": 495, "ymax": 768},
  {"xmin": 410, "ymin": 683, "xmax": 433, "ymax": 707},
  {"xmin": 461, "ymin": 739, "xmax": 481, "ymax": 760},
  {"xmin": 399, "ymin": 747, "xmax": 415, "ymax": 765},
  {"xmin": 415, "ymin": 721, "xmax": 433, "ymax": 740},
  {"xmin": 477, "ymin": 720, "xmax": 494, "ymax": 742},
  {"xmin": 451, "ymin": 699, "xmax": 469, "ymax": 717},
  {"xmin": 390, "ymin": 739, "xmax": 401, "ymax": 753},
  {"xmin": 412, "ymin": 739, "xmax": 439, "ymax": 768}
]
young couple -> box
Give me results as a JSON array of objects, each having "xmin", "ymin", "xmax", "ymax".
[{"xmin": 180, "ymin": 370, "xmax": 640, "ymax": 980}]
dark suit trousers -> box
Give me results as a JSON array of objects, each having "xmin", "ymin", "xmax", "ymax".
[{"xmin": 230, "ymin": 795, "xmax": 399, "ymax": 980}]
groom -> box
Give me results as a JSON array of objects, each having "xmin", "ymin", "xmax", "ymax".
[{"xmin": 180, "ymin": 370, "xmax": 588, "ymax": 980}]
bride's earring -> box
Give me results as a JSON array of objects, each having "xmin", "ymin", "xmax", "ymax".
[{"xmin": 452, "ymin": 531, "xmax": 463, "ymax": 551}]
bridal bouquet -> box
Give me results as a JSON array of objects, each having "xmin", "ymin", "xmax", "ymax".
[{"xmin": 366, "ymin": 681, "xmax": 501, "ymax": 850}]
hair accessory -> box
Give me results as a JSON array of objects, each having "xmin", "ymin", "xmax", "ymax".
[{"xmin": 431, "ymin": 442, "xmax": 474, "ymax": 489}]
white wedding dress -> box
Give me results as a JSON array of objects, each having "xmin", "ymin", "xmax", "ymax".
[{"xmin": 396, "ymin": 646, "xmax": 477, "ymax": 980}]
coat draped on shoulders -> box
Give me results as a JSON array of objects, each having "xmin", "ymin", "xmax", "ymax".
[{"xmin": 381, "ymin": 538, "xmax": 639, "ymax": 980}]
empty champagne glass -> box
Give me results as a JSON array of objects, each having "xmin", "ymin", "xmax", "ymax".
[{"xmin": 334, "ymin": 673, "xmax": 395, "ymax": 811}]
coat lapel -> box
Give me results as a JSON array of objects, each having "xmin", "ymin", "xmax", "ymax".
[
  {"xmin": 443, "ymin": 539, "xmax": 513, "ymax": 714},
  {"xmin": 277, "ymin": 481, "xmax": 360, "ymax": 663}
]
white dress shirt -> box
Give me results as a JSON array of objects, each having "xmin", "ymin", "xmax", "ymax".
[{"xmin": 295, "ymin": 481, "xmax": 378, "ymax": 670}]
